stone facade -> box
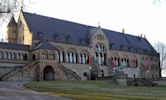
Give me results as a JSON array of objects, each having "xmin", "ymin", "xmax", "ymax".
[{"xmin": 0, "ymin": 11, "xmax": 160, "ymax": 81}]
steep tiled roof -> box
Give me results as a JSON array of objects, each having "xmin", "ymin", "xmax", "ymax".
[
  {"xmin": 23, "ymin": 12, "xmax": 157, "ymax": 55},
  {"xmin": 23, "ymin": 12, "xmax": 91, "ymax": 45},
  {"xmin": 0, "ymin": 42, "xmax": 29, "ymax": 50}
]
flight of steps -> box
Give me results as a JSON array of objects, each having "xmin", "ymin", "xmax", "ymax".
[
  {"xmin": 0, "ymin": 60, "xmax": 38, "ymax": 81},
  {"xmin": 127, "ymin": 78, "xmax": 157, "ymax": 86},
  {"xmin": 57, "ymin": 63, "xmax": 81, "ymax": 80}
]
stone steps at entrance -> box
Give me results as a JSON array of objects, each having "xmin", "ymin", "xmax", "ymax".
[{"xmin": 0, "ymin": 60, "xmax": 38, "ymax": 81}]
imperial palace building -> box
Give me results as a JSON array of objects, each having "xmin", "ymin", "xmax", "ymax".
[{"xmin": 0, "ymin": 11, "xmax": 160, "ymax": 81}]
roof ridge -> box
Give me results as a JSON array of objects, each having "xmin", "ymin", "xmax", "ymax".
[{"xmin": 23, "ymin": 11, "xmax": 94, "ymax": 29}]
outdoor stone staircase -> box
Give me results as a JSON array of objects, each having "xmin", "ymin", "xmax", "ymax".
[
  {"xmin": 127, "ymin": 78, "xmax": 157, "ymax": 86},
  {"xmin": 89, "ymin": 58, "xmax": 101, "ymax": 80},
  {"xmin": 57, "ymin": 62, "xmax": 81, "ymax": 80},
  {"xmin": 0, "ymin": 60, "xmax": 38, "ymax": 81}
]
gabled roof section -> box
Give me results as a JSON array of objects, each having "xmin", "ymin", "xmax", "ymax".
[
  {"xmin": 32, "ymin": 40, "xmax": 58, "ymax": 50},
  {"xmin": 0, "ymin": 42, "xmax": 29, "ymax": 50},
  {"xmin": 8, "ymin": 17, "xmax": 17, "ymax": 27}
]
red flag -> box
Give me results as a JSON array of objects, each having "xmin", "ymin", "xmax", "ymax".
[
  {"xmin": 112, "ymin": 61, "xmax": 115, "ymax": 70},
  {"xmin": 88, "ymin": 55, "xmax": 92, "ymax": 64}
]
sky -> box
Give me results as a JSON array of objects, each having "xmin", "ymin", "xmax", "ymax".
[{"xmin": 23, "ymin": 0, "xmax": 166, "ymax": 45}]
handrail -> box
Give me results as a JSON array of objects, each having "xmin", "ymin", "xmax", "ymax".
[
  {"xmin": 0, "ymin": 60, "xmax": 38, "ymax": 81},
  {"xmin": 58, "ymin": 63, "xmax": 81, "ymax": 80},
  {"xmin": 0, "ymin": 67, "xmax": 17, "ymax": 81}
]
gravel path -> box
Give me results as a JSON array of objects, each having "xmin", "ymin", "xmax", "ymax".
[{"xmin": 0, "ymin": 82, "xmax": 73, "ymax": 100}]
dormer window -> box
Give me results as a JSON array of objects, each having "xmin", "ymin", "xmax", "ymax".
[
  {"xmin": 65, "ymin": 34, "xmax": 71, "ymax": 41},
  {"xmin": 128, "ymin": 47, "xmax": 133, "ymax": 51},
  {"xmin": 53, "ymin": 34, "xmax": 59, "ymax": 40},
  {"xmin": 97, "ymin": 34, "xmax": 104, "ymax": 40},
  {"xmin": 120, "ymin": 45, "xmax": 125, "ymax": 50},
  {"xmin": 110, "ymin": 43, "xmax": 115, "ymax": 49},
  {"xmin": 80, "ymin": 39, "xmax": 85, "ymax": 44},
  {"xmin": 137, "ymin": 48, "xmax": 141, "ymax": 53},
  {"xmin": 37, "ymin": 31, "xmax": 43, "ymax": 39}
]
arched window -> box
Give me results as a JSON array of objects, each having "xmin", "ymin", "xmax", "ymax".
[
  {"xmin": 95, "ymin": 43, "xmax": 106, "ymax": 65},
  {"xmin": 66, "ymin": 51, "xmax": 77, "ymax": 63},
  {"xmin": 49, "ymin": 52, "xmax": 55, "ymax": 60},
  {"xmin": 66, "ymin": 48, "xmax": 77, "ymax": 63},
  {"xmin": 43, "ymin": 51, "xmax": 48, "ymax": 59},
  {"xmin": 131, "ymin": 58, "xmax": 138, "ymax": 67},
  {"xmin": 56, "ymin": 47, "xmax": 65, "ymax": 62},
  {"xmin": 111, "ymin": 55, "xmax": 120, "ymax": 69},
  {"xmin": 11, "ymin": 52, "xmax": 14, "ymax": 60},
  {"xmin": 121, "ymin": 56, "xmax": 129, "ymax": 67},
  {"xmin": 79, "ymin": 50, "xmax": 89, "ymax": 64},
  {"xmin": 33, "ymin": 54, "xmax": 36, "ymax": 60},
  {"xmin": 58, "ymin": 51, "xmax": 64, "ymax": 62},
  {"xmin": 24, "ymin": 54, "xmax": 27, "ymax": 60}
]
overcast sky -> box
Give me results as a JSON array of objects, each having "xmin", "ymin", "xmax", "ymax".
[
  {"xmin": 1, "ymin": 0, "xmax": 165, "ymax": 44},
  {"xmin": 24, "ymin": 0, "xmax": 166, "ymax": 45}
]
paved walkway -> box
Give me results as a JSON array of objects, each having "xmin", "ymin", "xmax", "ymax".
[{"xmin": 0, "ymin": 82, "xmax": 73, "ymax": 100}]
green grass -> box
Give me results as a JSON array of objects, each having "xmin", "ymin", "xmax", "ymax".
[{"xmin": 25, "ymin": 81, "xmax": 166, "ymax": 100}]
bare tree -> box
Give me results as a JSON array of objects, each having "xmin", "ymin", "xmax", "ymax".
[
  {"xmin": 0, "ymin": 0, "xmax": 23, "ymax": 41},
  {"xmin": 0, "ymin": 0, "xmax": 23, "ymax": 23},
  {"xmin": 154, "ymin": 42, "xmax": 166, "ymax": 76}
]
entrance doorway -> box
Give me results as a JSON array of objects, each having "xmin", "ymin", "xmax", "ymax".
[{"xmin": 44, "ymin": 66, "xmax": 54, "ymax": 81}]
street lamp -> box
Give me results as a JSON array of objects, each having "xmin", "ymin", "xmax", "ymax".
[{"xmin": 89, "ymin": 66, "xmax": 92, "ymax": 80}]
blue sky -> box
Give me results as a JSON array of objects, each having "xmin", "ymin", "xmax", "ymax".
[{"xmin": 24, "ymin": 0, "xmax": 166, "ymax": 45}]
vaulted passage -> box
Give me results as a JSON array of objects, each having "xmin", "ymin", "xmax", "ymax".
[{"xmin": 44, "ymin": 66, "xmax": 54, "ymax": 81}]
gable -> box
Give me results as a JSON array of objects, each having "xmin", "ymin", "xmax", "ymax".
[{"xmin": 8, "ymin": 17, "xmax": 17, "ymax": 27}]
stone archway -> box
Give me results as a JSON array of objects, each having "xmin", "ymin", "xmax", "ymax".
[{"xmin": 43, "ymin": 66, "xmax": 54, "ymax": 81}]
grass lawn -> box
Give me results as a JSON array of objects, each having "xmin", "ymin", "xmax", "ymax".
[{"xmin": 25, "ymin": 81, "xmax": 166, "ymax": 100}]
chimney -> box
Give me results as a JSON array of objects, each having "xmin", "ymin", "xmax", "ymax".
[
  {"xmin": 138, "ymin": 34, "xmax": 142, "ymax": 41},
  {"xmin": 140, "ymin": 34, "xmax": 142, "ymax": 38},
  {"xmin": 144, "ymin": 34, "xmax": 146, "ymax": 38},
  {"xmin": 122, "ymin": 28, "xmax": 125, "ymax": 33}
]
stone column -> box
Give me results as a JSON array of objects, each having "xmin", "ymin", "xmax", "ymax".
[
  {"xmin": 79, "ymin": 54, "xmax": 82, "ymax": 63},
  {"xmin": 98, "ymin": 53, "xmax": 101, "ymax": 65},
  {"xmin": 69, "ymin": 52, "xmax": 72, "ymax": 63},
  {"xmin": 101, "ymin": 53, "xmax": 105, "ymax": 65},
  {"xmin": 82, "ymin": 54, "xmax": 85, "ymax": 64},
  {"xmin": 60, "ymin": 52, "xmax": 63, "ymax": 62},
  {"xmin": 73, "ymin": 53, "xmax": 76, "ymax": 63},
  {"xmin": 66, "ymin": 52, "xmax": 69, "ymax": 62}
]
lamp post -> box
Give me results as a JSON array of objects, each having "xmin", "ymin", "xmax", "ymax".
[{"xmin": 89, "ymin": 66, "xmax": 92, "ymax": 80}]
